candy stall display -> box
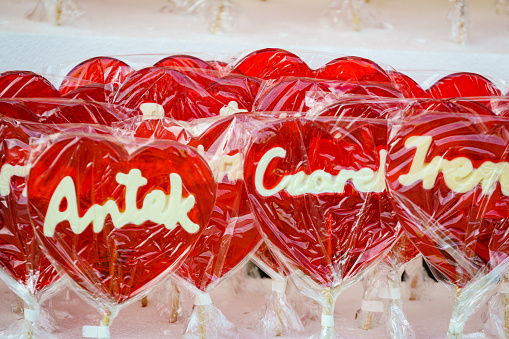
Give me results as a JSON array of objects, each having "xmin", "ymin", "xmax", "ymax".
[{"xmin": 1, "ymin": 0, "xmax": 509, "ymax": 337}]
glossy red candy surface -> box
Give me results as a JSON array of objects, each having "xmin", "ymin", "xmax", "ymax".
[
  {"xmin": 59, "ymin": 57, "xmax": 133, "ymax": 96},
  {"xmin": 28, "ymin": 135, "xmax": 216, "ymax": 303},
  {"xmin": 244, "ymin": 117, "xmax": 399, "ymax": 287},
  {"xmin": 232, "ymin": 48, "xmax": 313, "ymax": 80},
  {"xmin": 133, "ymin": 116, "xmax": 262, "ymax": 292},
  {"xmin": 0, "ymin": 119, "xmax": 59, "ymax": 294},
  {"xmin": 387, "ymin": 113, "xmax": 509, "ymax": 287}
]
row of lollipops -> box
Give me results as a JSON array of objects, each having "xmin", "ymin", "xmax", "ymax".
[
  {"xmin": 1, "ymin": 48, "xmax": 509, "ymax": 339},
  {"xmin": 24, "ymin": 0, "xmax": 509, "ymax": 43}
]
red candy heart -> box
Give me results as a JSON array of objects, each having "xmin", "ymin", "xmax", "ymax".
[
  {"xmin": 426, "ymin": 72, "xmax": 502, "ymax": 111},
  {"xmin": 314, "ymin": 56, "xmax": 392, "ymax": 85},
  {"xmin": 154, "ymin": 55, "xmax": 214, "ymax": 71},
  {"xmin": 232, "ymin": 48, "xmax": 313, "ymax": 80},
  {"xmin": 387, "ymin": 113, "xmax": 509, "ymax": 287},
  {"xmin": 244, "ymin": 117, "xmax": 399, "ymax": 287},
  {"xmin": 0, "ymin": 119, "xmax": 59, "ymax": 294},
  {"xmin": 59, "ymin": 57, "xmax": 133, "ymax": 96},
  {"xmin": 28, "ymin": 135, "xmax": 216, "ymax": 303},
  {"xmin": 427, "ymin": 72, "xmax": 502, "ymax": 99},
  {"xmin": 404, "ymin": 98, "xmax": 495, "ymax": 117},
  {"xmin": 113, "ymin": 67, "xmax": 259, "ymax": 121},
  {"xmin": 0, "ymin": 71, "xmax": 61, "ymax": 115},
  {"xmin": 254, "ymin": 78, "xmax": 401, "ymax": 113},
  {"xmin": 132, "ymin": 116, "xmax": 262, "ymax": 291}
]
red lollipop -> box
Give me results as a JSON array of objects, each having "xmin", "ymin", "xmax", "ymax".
[
  {"xmin": 244, "ymin": 116, "xmax": 399, "ymax": 336},
  {"xmin": 154, "ymin": 55, "xmax": 214, "ymax": 71},
  {"xmin": 154, "ymin": 55, "xmax": 221, "ymax": 85},
  {"xmin": 132, "ymin": 116, "xmax": 262, "ymax": 292},
  {"xmin": 129, "ymin": 115, "xmax": 261, "ymax": 337},
  {"xmin": 426, "ymin": 72, "xmax": 502, "ymax": 109},
  {"xmin": 0, "ymin": 119, "xmax": 58, "ymax": 291},
  {"xmin": 59, "ymin": 57, "xmax": 133, "ymax": 96},
  {"xmin": 0, "ymin": 118, "xmax": 61, "ymax": 337},
  {"xmin": 387, "ymin": 113, "xmax": 509, "ymax": 287},
  {"xmin": 254, "ymin": 78, "xmax": 400, "ymax": 113},
  {"xmin": 0, "ymin": 71, "xmax": 60, "ymax": 115},
  {"xmin": 314, "ymin": 56, "xmax": 392, "ymax": 85},
  {"xmin": 403, "ymin": 98, "xmax": 495, "ymax": 117},
  {"xmin": 113, "ymin": 67, "xmax": 259, "ymax": 121},
  {"xmin": 386, "ymin": 112, "xmax": 509, "ymax": 336},
  {"xmin": 232, "ymin": 48, "xmax": 313, "ymax": 80},
  {"xmin": 175, "ymin": 116, "xmax": 262, "ymax": 292},
  {"xmin": 27, "ymin": 134, "xmax": 216, "ymax": 329}
]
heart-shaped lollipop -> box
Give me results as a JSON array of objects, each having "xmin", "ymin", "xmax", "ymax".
[
  {"xmin": 244, "ymin": 117, "xmax": 399, "ymax": 287},
  {"xmin": 0, "ymin": 118, "xmax": 59, "ymax": 294},
  {"xmin": 59, "ymin": 57, "xmax": 134, "ymax": 96},
  {"xmin": 113, "ymin": 67, "xmax": 259, "ymax": 121},
  {"xmin": 314, "ymin": 56, "xmax": 392, "ymax": 84},
  {"xmin": 28, "ymin": 134, "xmax": 216, "ymax": 304},
  {"xmin": 387, "ymin": 112, "xmax": 509, "ymax": 287},
  {"xmin": 132, "ymin": 115, "xmax": 262, "ymax": 291},
  {"xmin": 232, "ymin": 48, "xmax": 313, "ymax": 80},
  {"xmin": 154, "ymin": 55, "xmax": 214, "ymax": 71},
  {"xmin": 176, "ymin": 116, "xmax": 262, "ymax": 291},
  {"xmin": 254, "ymin": 78, "xmax": 401, "ymax": 113},
  {"xmin": 0, "ymin": 71, "xmax": 61, "ymax": 115},
  {"xmin": 40, "ymin": 101, "xmax": 132, "ymax": 126}
]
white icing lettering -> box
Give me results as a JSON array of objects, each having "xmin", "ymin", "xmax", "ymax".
[
  {"xmin": 0, "ymin": 164, "xmax": 30, "ymax": 196},
  {"xmin": 254, "ymin": 147, "xmax": 386, "ymax": 197},
  {"xmin": 399, "ymin": 135, "xmax": 509, "ymax": 195},
  {"xmin": 43, "ymin": 169, "xmax": 198, "ymax": 237},
  {"xmin": 140, "ymin": 103, "xmax": 165, "ymax": 120},
  {"xmin": 219, "ymin": 101, "xmax": 248, "ymax": 116}
]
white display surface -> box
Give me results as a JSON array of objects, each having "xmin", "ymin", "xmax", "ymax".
[
  {"xmin": 0, "ymin": 270, "xmax": 488, "ymax": 338},
  {"xmin": 0, "ymin": 0, "xmax": 507, "ymax": 338},
  {"xmin": 0, "ymin": 0, "xmax": 509, "ymax": 86}
]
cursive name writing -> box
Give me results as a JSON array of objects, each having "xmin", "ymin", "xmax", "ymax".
[
  {"xmin": 44, "ymin": 169, "xmax": 198, "ymax": 237},
  {"xmin": 398, "ymin": 135, "xmax": 509, "ymax": 195},
  {"xmin": 254, "ymin": 147, "xmax": 386, "ymax": 197}
]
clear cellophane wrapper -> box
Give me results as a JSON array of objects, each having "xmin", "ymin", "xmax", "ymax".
[
  {"xmin": 356, "ymin": 234, "xmax": 418, "ymax": 338},
  {"xmin": 386, "ymin": 106, "xmax": 509, "ymax": 339},
  {"xmin": 160, "ymin": 0, "xmax": 239, "ymax": 34},
  {"xmin": 242, "ymin": 113, "xmax": 401, "ymax": 338},
  {"xmin": 378, "ymin": 235, "xmax": 419, "ymax": 339},
  {"xmin": 250, "ymin": 243, "xmax": 304, "ymax": 337},
  {"xmin": 354, "ymin": 234, "xmax": 418, "ymax": 337},
  {"xmin": 0, "ymin": 114, "xmax": 72, "ymax": 339},
  {"xmin": 24, "ymin": 126, "xmax": 217, "ymax": 338},
  {"xmin": 154, "ymin": 276, "xmax": 193, "ymax": 324},
  {"xmin": 3, "ymin": 49, "xmax": 509, "ymax": 339},
  {"xmin": 320, "ymin": 0, "xmax": 384, "ymax": 31},
  {"xmin": 26, "ymin": 0, "xmax": 83, "ymax": 26},
  {"xmin": 118, "ymin": 113, "xmax": 263, "ymax": 338}
]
